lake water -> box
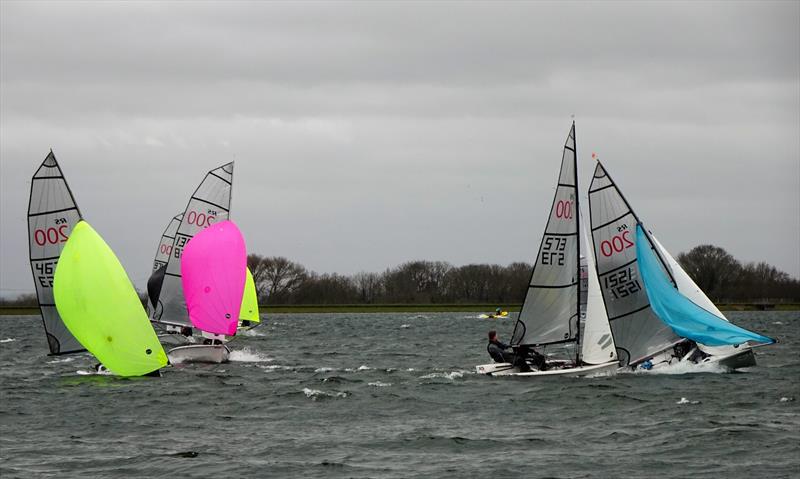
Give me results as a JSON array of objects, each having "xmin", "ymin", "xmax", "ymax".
[{"xmin": 0, "ymin": 311, "xmax": 798, "ymax": 478}]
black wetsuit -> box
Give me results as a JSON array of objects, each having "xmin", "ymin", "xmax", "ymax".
[{"xmin": 487, "ymin": 339, "xmax": 514, "ymax": 363}]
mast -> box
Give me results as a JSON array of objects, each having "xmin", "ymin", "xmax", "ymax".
[{"xmin": 573, "ymin": 121, "xmax": 581, "ymax": 364}]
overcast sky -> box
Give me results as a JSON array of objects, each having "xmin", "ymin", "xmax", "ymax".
[{"xmin": 1, "ymin": 1, "xmax": 798, "ymax": 297}]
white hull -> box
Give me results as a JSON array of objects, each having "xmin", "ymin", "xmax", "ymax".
[
  {"xmin": 168, "ymin": 344, "xmax": 230, "ymax": 364},
  {"xmin": 634, "ymin": 346, "xmax": 756, "ymax": 371},
  {"xmin": 476, "ymin": 360, "xmax": 618, "ymax": 377}
]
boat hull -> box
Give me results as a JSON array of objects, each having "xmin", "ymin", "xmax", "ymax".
[
  {"xmin": 635, "ymin": 346, "xmax": 756, "ymax": 372},
  {"xmin": 703, "ymin": 347, "xmax": 756, "ymax": 369},
  {"xmin": 167, "ymin": 344, "xmax": 230, "ymax": 364},
  {"xmin": 476, "ymin": 360, "xmax": 618, "ymax": 377}
]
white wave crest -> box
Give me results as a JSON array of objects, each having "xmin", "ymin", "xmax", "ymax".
[
  {"xmin": 47, "ymin": 357, "xmax": 75, "ymax": 364},
  {"xmin": 779, "ymin": 397, "xmax": 794, "ymax": 403},
  {"xmin": 676, "ymin": 397, "xmax": 700, "ymax": 405},
  {"xmin": 357, "ymin": 365, "xmax": 371, "ymax": 371},
  {"xmin": 240, "ymin": 328, "xmax": 266, "ymax": 337},
  {"xmin": 419, "ymin": 370, "xmax": 470, "ymax": 380},
  {"xmin": 303, "ymin": 388, "xmax": 347, "ymax": 399},
  {"xmin": 0, "ymin": 338, "xmax": 15, "ymax": 343},
  {"xmin": 76, "ymin": 368, "xmax": 113, "ymax": 376},
  {"xmin": 400, "ymin": 324, "xmax": 411, "ymax": 329},
  {"xmin": 368, "ymin": 381, "xmax": 392, "ymax": 387},
  {"xmin": 258, "ymin": 364, "xmax": 293, "ymax": 372},
  {"xmin": 631, "ymin": 360, "xmax": 728, "ymax": 375},
  {"xmin": 315, "ymin": 367, "xmax": 336, "ymax": 373},
  {"xmin": 229, "ymin": 348, "xmax": 273, "ymax": 362}
]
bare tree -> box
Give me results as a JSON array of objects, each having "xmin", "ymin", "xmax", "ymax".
[
  {"xmin": 251, "ymin": 256, "xmax": 308, "ymax": 304},
  {"xmin": 353, "ymin": 271, "xmax": 384, "ymax": 304},
  {"xmin": 677, "ymin": 245, "xmax": 742, "ymax": 302}
]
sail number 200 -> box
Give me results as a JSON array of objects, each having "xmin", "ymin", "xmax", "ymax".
[{"xmin": 599, "ymin": 230, "xmax": 634, "ymax": 257}]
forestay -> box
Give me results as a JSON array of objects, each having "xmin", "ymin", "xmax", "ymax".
[
  {"xmin": 588, "ymin": 162, "xmax": 679, "ymax": 366},
  {"xmin": 147, "ymin": 213, "xmax": 182, "ymax": 318},
  {"xmin": 181, "ymin": 220, "xmax": 247, "ymax": 336},
  {"xmin": 151, "ymin": 163, "xmax": 234, "ymax": 327},
  {"xmin": 53, "ymin": 221, "xmax": 168, "ymax": 376},
  {"xmin": 636, "ymin": 226, "xmax": 774, "ymax": 346},
  {"xmin": 27, "ymin": 151, "xmax": 85, "ymax": 355},
  {"xmin": 511, "ymin": 124, "xmax": 580, "ymax": 347}
]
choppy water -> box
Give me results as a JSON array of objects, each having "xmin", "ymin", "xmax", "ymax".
[{"xmin": 1, "ymin": 311, "xmax": 798, "ymax": 478}]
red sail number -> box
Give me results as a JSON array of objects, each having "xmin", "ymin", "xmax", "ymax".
[
  {"xmin": 186, "ymin": 211, "xmax": 215, "ymax": 228},
  {"xmin": 33, "ymin": 225, "xmax": 69, "ymax": 246},
  {"xmin": 555, "ymin": 200, "xmax": 573, "ymax": 219},
  {"xmin": 600, "ymin": 230, "xmax": 634, "ymax": 257}
]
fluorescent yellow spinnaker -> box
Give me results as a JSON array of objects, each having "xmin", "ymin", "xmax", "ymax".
[
  {"xmin": 53, "ymin": 221, "xmax": 168, "ymax": 376},
  {"xmin": 239, "ymin": 268, "xmax": 260, "ymax": 325}
]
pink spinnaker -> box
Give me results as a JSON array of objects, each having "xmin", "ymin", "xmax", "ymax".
[{"xmin": 180, "ymin": 220, "xmax": 246, "ymax": 336}]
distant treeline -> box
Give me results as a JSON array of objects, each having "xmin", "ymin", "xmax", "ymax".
[{"xmin": 3, "ymin": 244, "xmax": 798, "ymax": 307}]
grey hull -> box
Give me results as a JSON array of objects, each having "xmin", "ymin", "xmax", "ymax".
[{"xmin": 167, "ymin": 344, "xmax": 230, "ymax": 364}]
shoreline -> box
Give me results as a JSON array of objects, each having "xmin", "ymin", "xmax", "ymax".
[{"xmin": 1, "ymin": 303, "xmax": 798, "ymax": 315}]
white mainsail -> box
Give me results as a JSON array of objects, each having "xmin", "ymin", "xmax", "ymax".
[
  {"xmin": 587, "ymin": 162, "xmax": 680, "ymax": 366},
  {"xmin": 151, "ymin": 163, "xmax": 234, "ymax": 327},
  {"xmin": 27, "ymin": 151, "xmax": 86, "ymax": 355},
  {"xmin": 511, "ymin": 123, "xmax": 580, "ymax": 348}
]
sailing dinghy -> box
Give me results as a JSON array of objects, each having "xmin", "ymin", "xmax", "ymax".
[
  {"xmin": 27, "ymin": 151, "xmax": 86, "ymax": 355},
  {"xmin": 168, "ymin": 220, "xmax": 247, "ymax": 364},
  {"xmin": 53, "ymin": 221, "xmax": 168, "ymax": 377},
  {"xmin": 476, "ymin": 123, "xmax": 618, "ymax": 377},
  {"xmin": 238, "ymin": 268, "xmax": 261, "ymax": 331},
  {"xmin": 148, "ymin": 163, "xmax": 233, "ymax": 351},
  {"xmin": 588, "ymin": 161, "xmax": 774, "ymax": 371}
]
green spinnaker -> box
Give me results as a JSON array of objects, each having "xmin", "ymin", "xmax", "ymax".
[
  {"xmin": 239, "ymin": 268, "xmax": 260, "ymax": 324},
  {"xmin": 53, "ymin": 221, "xmax": 167, "ymax": 376}
]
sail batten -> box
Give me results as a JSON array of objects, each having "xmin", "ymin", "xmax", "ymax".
[{"xmin": 27, "ymin": 151, "xmax": 85, "ymax": 355}]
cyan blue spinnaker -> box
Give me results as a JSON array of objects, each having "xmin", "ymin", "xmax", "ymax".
[{"xmin": 636, "ymin": 225, "xmax": 774, "ymax": 347}]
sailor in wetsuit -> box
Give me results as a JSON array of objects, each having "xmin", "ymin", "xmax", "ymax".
[
  {"xmin": 487, "ymin": 330, "xmax": 514, "ymax": 363},
  {"xmin": 487, "ymin": 331, "xmax": 535, "ymax": 372}
]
